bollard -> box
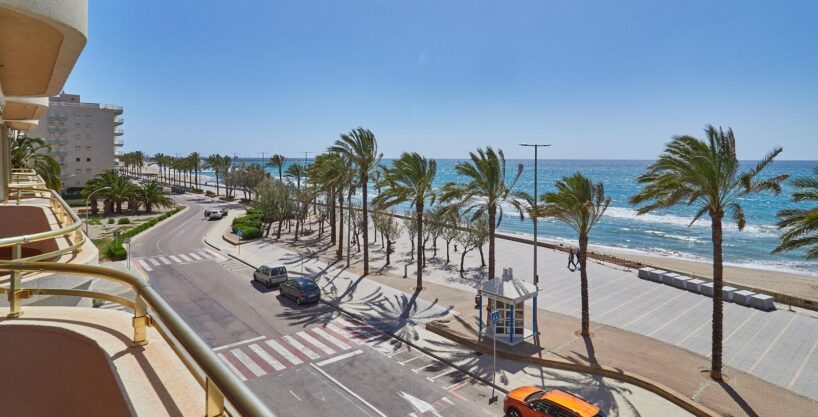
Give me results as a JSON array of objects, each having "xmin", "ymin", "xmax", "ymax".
[{"xmin": 404, "ymin": 263, "xmax": 408, "ymax": 278}]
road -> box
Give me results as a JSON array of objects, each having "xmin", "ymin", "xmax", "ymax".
[{"xmin": 128, "ymin": 194, "xmax": 503, "ymax": 417}]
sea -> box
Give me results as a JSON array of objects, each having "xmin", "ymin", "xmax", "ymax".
[{"xmin": 203, "ymin": 159, "xmax": 818, "ymax": 276}]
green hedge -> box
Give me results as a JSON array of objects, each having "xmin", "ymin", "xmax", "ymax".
[
  {"xmin": 231, "ymin": 209, "xmax": 263, "ymax": 240},
  {"xmin": 117, "ymin": 217, "xmax": 131, "ymax": 224},
  {"xmin": 105, "ymin": 207, "xmax": 183, "ymax": 260},
  {"xmin": 205, "ymin": 190, "xmax": 216, "ymax": 197}
]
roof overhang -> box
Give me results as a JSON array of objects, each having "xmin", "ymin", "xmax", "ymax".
[
  {"xmin": 2, "ymin": 96, "xmax": 48, "ymax": 120},
  {"xmin": 0, "ymin": 0, "xmax": 88, "ymax": 97},
  {"xmin": 5, "ymin": 119, "xmax": 38, "ymax": 130}
]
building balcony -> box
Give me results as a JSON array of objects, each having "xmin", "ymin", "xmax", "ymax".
[
  {"xmin": 0, "ymin": 169, "xmax": 274, "ymax": 417},
  {"xmin": 102, "ymin": 104, "xmax": 124, "ymax": 115},
  {"xmin": 114, "ymin": 128, "xmax": 124, "ymax": 136},
  {"xmin": 114, "ymin": 137, "xmax": 124, "ymax": 147},
  {"xmin": 114, "ymin": 117, "xmax": 124, "ymax": 125}
]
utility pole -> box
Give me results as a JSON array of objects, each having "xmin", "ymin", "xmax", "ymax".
[{"xmin": 519, "ymin": 143, "xmax": 550, "ymax": 337}]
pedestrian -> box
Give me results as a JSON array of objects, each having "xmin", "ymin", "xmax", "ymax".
[
  {"xmin": 567, "ymin": 249, "xmax": 576, "ymax": 270},
  {"xmin": 576, "ymin": 249, "xmax": 583, "ymax": 269}
]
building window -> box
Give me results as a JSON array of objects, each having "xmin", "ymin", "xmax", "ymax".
[
  {"xmin": 85, "ymin": 113, "xmax": 91, "ymax": 118},
  {"xmin": 75, "ymin": 169, "xmax": 81, "ymax": 175},
  {"xmin": 75, "ymin": 158, "xmax": 80, "ymax": 162},
  {"xmin": 75, "ymin": 146, "xmax": 81, "ymax": 151},
  {"xmin": 75, "ymin": 110, "xmax": 81, "ymax": 116},
  {"xmin": 86, "ymin": 134, "xmax": 92, "ymax": 140},
  {"xmin": 86, "ymin": 158, "xmax": 91, "ymax": 162},
  {"xmin": 74, "ymin": 122, "xmax": 81, "ymax": 128},
  {"xmin": 85, "ymin": 123, "xmax": 91, "ymax": 129},
  {"xmin": 86, "ymin": 169, "xmax": 92, "ymax": 174},
  {"xmin": 74, "ymin": 134, "xmax": 80, "ymax": 140},
  {"xmin": 86, "ymin": 146, "xmax": 92, "ymax": 152}
]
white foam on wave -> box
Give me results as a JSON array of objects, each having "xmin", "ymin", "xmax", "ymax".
[{"xmin": 603, "ymin": 206, "xmax": 777, "ymax": 235}]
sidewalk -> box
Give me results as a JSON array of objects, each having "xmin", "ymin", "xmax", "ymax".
[{"xmin": 205, "ymin": 210, "xmax": 696, "ymax": 417}]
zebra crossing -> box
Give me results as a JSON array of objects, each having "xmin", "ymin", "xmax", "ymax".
[
  {"xmin": 134, "ymin": 248, "xmax": 228, "ymax": 272},
  {"xmin": 215, "ymin": 316, "xmax": 391, "ymax": 381}
]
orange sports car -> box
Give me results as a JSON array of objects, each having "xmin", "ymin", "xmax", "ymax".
[{"xmin": 504, "ymin": 387, "xmax": 607, "ymax": 417}]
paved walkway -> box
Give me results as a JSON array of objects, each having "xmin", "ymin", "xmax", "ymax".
[{"xmin": 204, "ymin": 209, "xmax": 695, "ymax": 417}]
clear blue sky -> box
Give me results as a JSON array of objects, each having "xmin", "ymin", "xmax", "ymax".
[{"xmin": 65, "ymin": 0, "xmax": 818, "ymax": 160}]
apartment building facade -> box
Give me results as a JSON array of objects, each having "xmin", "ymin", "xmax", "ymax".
[{"xmin": 25, "ymin": 92, "xmax": 124, "ymax": 190}]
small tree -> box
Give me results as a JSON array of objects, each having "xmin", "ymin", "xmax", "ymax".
[
  {"xmin": 375, "ymin": 210, "xmax": 402, "ymax": 266},
  {"xmin": 403, "ymin": 212, "xmax": 418, "ymax": 260},
  {"xmin": 455, "ymin": 214, "xmax": 489, "ymax": 274},
  {"xmin": 439, "ymin": 210, "xmax": 460, "ymax": 263}
]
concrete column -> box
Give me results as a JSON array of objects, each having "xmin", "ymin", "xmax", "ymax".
[{"xmin": 0, "ymin": 123, "xmax": 8, "ymax": 203}]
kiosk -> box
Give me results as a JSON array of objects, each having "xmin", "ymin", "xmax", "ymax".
[{"xmin": 477, "ymin": 268, "xmax": 539, "ymax": 345}]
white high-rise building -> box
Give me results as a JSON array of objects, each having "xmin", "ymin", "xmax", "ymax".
[{"xmin": 26, "ymin": 92, "xmax": 124, "ymax": 190}]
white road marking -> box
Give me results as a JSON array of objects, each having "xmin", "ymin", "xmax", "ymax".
[
  {"xmin": 647, "ymin": 298, "xmax": 707, "ymax": 337},
  {"xmin": 136, "ymin": 259, "xmax": 153, "ymax": 271},
  {"xmin": 283, "ymin": 335, "xmax": 320, "ymax": 360},
  {"xmin": 412, "ymin": 363, "xmax": 437, "ymax": 373},
  {"xmin": 313, "ymin": 327, "xmax": 351, "ymax": 351},
  {"xmin": 232, "ymin": 348, "xmax": 266, "ymax": 377},
  {"xmin": 188, "ymin": 252, "xmax": 203, "ymax": 260},
  {"xmin": 789, "ymin": 338, "xmax": 818, "ymax": 388},
  {"xmin": 446, "ymin": 379, "xmax": 471, "ymax": 390},
  {"xmin": 328, "ymin": 323, "xmax": 364, "ymax": 345},
  {"xmin": 399, "ymin": 391, "xmax": 443, "ymax": 417},
  {"xmin": 289, "ymin": 390, "xmax": 302, "ymax": 401},
  {"xmin": 316, "ymin": 349, "xmax": 364, "ymax": 367},
  {"xmin": 426, "ymin": 368, "xmax": 457, "ymax": 382},
  {"xmin": 158, "ymin": 256, "xmax": 171, "ymax": 265},
  {"xmin": 298, "ymin": 331, "xmax": 336, "ymax": 355},
  {"xmin": 148, "ymin": 258, "xmax": 161, "ymax": 266},
  {"xmin": 441, "ymin": 397, "xmax": 455, "ymax": 405},
  {"xmin": 265, "ymin": 339, "xmax": 303, "ymax": 365},
  {"xmin": 179, "ymin": 254, "xmax": 193, "ymax": 262},
  {"xmin": 748, "ymin": 314, "xmax": 798, "ymax": 373},
  {"xmin": 309, "ymin": 363, "xmax": 388, "ymax": 417},
  {"xmin": 399, "ymin": 355, "xmax": 425, "ymax": 365},
  {"xmin": 217, "ymin": 352, "xmax": 247, "ymax": 381},
  {"xmin": 197, "ymin": 251, "xmax": 212, "ymax": 259},
  {"xmin": 205, "ymin": 249, "xmax": 227, "ymax": 260},
  {"xmin": 213, "ymin": 335, "xmax": 266, "ymax": 352},
  {"xmin": 169, "ymin": 255, "xmax": 182, "ymax": 263},
  {"xmin": 249, "ymin": 344, "xmax": 286, "ymax": 371}
]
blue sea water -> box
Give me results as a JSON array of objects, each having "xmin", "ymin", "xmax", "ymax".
[{"xmin": 207, "ymin": 159, "xmax": 818, "ymax": 276}]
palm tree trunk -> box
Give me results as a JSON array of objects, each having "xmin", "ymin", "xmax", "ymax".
[
  {"xmin": 386, "ymin": 240, "xmax": 391, "ymax": 266},
  {"xmin": 337, "ymin": 192, "xmax": 344, "ymax": 259},
  {"xmin": 330, "ymin": 193, "xmax": 337, "ymax": 245},
  {"xmin": 579, "ymin": 234, "xmax": 590, "ymax": 337},
  {"xmin": 362, "ymin": 175, "xmax": 369, "ymax": 276},
  {"xmin": 416, "ymin": 203, "xmax": 424, "ymax": 289},
  {"xmin": 710, "ymin": 212, "xmax": 725, "ymax": 381},
  {"xmin": 488, "ymin": 204, "xmax": 496, "ymax": 279}
]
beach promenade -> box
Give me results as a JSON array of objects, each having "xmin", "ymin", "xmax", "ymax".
[{"xmin": 201, "ymin": 204, "xmax": 818, "ymax": 417}]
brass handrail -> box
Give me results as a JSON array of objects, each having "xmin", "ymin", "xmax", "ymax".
[
  {"xmin": 1, "ymin": 184, "xmax": 86, "ymax": 263},
  {"xmin": 0, "ymin": 261, "xmax": 275, "ymax": 417}
]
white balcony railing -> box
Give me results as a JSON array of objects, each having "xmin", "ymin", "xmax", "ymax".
[{"xmin": 114, "ymin": 128, "xmax": 124, "ymax": 136}]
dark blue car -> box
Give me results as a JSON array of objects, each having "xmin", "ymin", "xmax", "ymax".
[{"xmin": 279, "ymin": 278, "xmax": 321, "ymax": 305}]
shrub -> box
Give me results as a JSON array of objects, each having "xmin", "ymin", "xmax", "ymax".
[
  {"xmin": 205, "ymin": 190, "xmax": 216, "ymax": 197},
  {"xmin": 239, "ymin": 226, "xmax": 262, "ymax": 240},
  {"xmin": 105, "ymin": 240, "xmax": 128, "ymax": 260},
  {"xmin": 117, "ymin": 217, "xmax": 131, "ymax": 225},
  {"xmin": 107, "ymin": 218, "xmax": 115, "ymax": 224},
  {"xmin": 189, "ymin": 188, "xmax": 204, "ymax": 194}
]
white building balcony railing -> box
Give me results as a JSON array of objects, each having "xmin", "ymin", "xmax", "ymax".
[
  {"xmin": 114, "ymin": 117, "xmax": 124, "ymax": 125},
  {"xmin": 114, "ymin": 128, "xmax": 124, "ymax": 136},
  {"xmin": 114, "ymin": 138, "xmax": 124, "ymax": 147}
]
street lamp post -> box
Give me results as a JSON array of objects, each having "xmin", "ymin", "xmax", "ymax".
[
  {"xmin": 519, "ymin": 143, "xmax": 550, "ymax": 337},
  {"xmin": 84, "ymin": 186, "xmax": 111, "ymax": 234}
]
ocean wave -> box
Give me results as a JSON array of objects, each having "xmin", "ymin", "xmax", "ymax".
[{"xmin": 603, "ymin": 206, "xmax": 777, "ymax": 235}]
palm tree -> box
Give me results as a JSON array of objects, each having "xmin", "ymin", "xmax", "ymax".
[
  {"xmin": 84, "ymin": 170, "xmax": 135, "ymax": 215},
  {"xmin": 330, "ymin": 128, "xmax": 383, "ymax": 276},
  {"xmin": 189, "ymin": 152, "xmax": 201, "ymax": 187},
  {"xmin": 539, "ymin": 173, "xmax": 610, "ymax": 337},
  {"xmin": 373, "ymin": 152, "xmax": 437, "ymax": 289},
  {"xmin": 204, "ymin": 154, "xmax": 231, "ymax": 195},
  {"xmin": 441, "ymin": 147, "xmax": 524, "ymax": 280},
  {"xmin": 268, "ymin": 154, "xmax": 287, "ymax": 182},
  {"xmin": 138, "ymin": 180, "xmax": 174, "ymax": 213},
  {"xmin": 11, "ymin": 136, "xmax": 62, "ymax": 191},
  {"xmin": 286, "ymin": 163, "xmax": 306, "ymax": 189},
  {"xmin": 774, "ymin": 167, "xmax": 818, "ymax": 258},
  {"xmin": 630, "ymin": 125, "xmax": 786, "ymax": 381}
]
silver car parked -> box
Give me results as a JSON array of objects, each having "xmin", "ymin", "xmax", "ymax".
[{"xmin": 253, "ymin": 264, "xmax": 288, "ymax": 287}]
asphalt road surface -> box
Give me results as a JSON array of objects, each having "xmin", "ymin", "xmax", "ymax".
[{"xmin": 130, "ymin": 195, "xmax": 503, "ymax": 417}]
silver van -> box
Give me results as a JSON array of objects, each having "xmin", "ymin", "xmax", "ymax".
[{"xmin": 253, "ymin": 264, "xmax": 288, "ymax": 287}]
